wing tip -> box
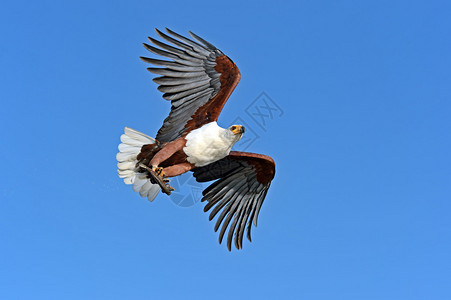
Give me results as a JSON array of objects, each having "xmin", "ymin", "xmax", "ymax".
[
  {"xmin": 188, "ymin": 30, "xmax": 217, "ymax": 50},
  {"xmin": 155, "ymin": 28, "xmax": 165, "ymax": 38},
  {"xmin": 247, "ymin": 231, "xmax": 253, "ymax": 242}
]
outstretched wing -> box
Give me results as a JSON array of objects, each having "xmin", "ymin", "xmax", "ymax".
[
  {"xmin": 192, "ymin": 151, "xmax": 276, "ymax": 251},
  {"xmin": 141, "ymin": 28, "xmax": 241, "ymax": 143}
]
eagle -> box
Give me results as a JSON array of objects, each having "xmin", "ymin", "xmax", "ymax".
[{"xmin": 117, "ymin": 28, "xmax": 276, "ymax": 250}]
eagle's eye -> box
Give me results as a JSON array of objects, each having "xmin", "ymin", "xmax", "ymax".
[{"xmin": 231, "ymin": 126, "xmax": 236, "ymax": 131}]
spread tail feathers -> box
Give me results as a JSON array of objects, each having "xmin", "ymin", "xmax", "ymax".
[{"xmin": 117, "ymin": 127, "xmax": 161, "ymax": 202}]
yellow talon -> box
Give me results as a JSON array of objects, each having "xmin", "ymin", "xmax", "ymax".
[{"xmin": 152, "ymin": 166, "xmax": 164, "ymax": 176}]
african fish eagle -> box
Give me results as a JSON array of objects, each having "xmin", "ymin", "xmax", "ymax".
[{"xmin": 117, "ymin": 28, "xmax": 276, "ymax": 250}]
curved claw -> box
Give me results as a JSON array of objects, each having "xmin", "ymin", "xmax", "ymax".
[
  {"xmin": 138, "ymin": 164, "xmax": 174, "ymax": 195},
  {"xmin": 152, "ymin": 166, "xmax": 164, "ymax": 176}
]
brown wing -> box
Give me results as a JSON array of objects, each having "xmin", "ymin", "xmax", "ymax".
[
  {"xmin": 192, "ymin": 151, "xmax": 276, "ymax": 251},
  {"xmin": 141, "ymin": 28, "xmax": 241, "ymax": 143}
]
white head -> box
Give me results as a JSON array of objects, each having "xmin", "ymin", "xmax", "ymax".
[{"xmin": 223, "ymin": 124, "xmax": 245, "ymax": 145}]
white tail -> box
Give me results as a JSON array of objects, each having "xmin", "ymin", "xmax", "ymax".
[{"xmin": 117, "ymin": 127, "xmax": 161, "ymax": 202}]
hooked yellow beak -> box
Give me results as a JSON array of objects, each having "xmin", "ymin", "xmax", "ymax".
[{"xmin": 230, "ymin": 125, "xmax": 245, "ymax": 135}]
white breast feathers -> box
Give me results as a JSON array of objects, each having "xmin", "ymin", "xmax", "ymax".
[{"xmin": 184, "ymin": 122, "xmax": 237, "ymax": 167}]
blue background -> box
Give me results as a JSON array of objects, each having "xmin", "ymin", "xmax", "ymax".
[{"xmin": 1, "ymin": 0, "xmax": 450, "ymax": 299}]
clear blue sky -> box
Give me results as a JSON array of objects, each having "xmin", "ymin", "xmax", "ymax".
[{"xmin": 1, "ymin": 0, "xmax": 450, "ymax": 299}]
